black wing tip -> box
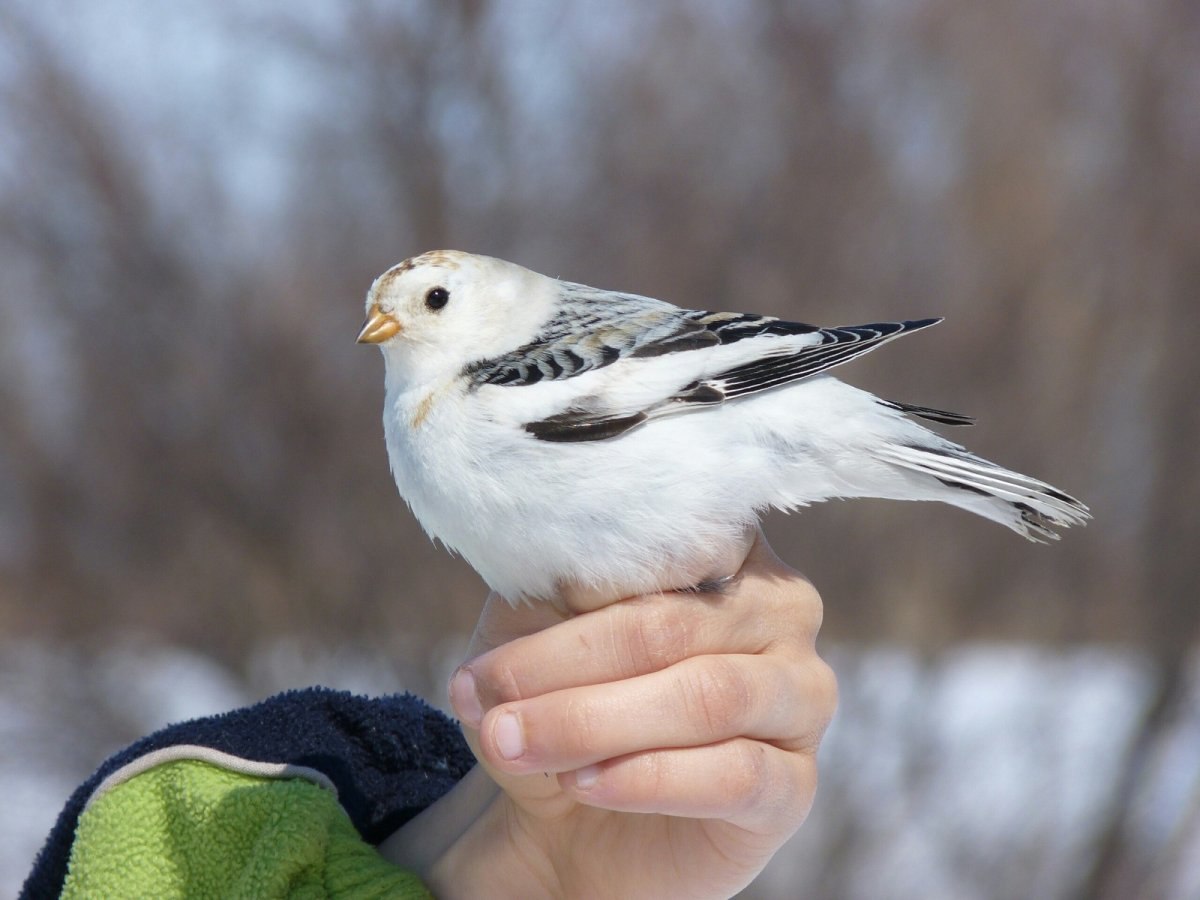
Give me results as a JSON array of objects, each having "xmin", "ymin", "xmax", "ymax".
[
  {"xmin": 905, "ymin": 317, "xmax": 943, "ymax": 331},
  {"xmin": 826, "ymin": 317, "xmax": 942, "ymax": 339}
]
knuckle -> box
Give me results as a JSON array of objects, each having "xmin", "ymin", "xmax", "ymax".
[
  {"xmin": 789, "ymin": 582, "xmax": 824, "ymax": 638},
  {"xmin": 725, "ymin": 744, "xmax": 816, "ymax": 831},
  {"xmin": 680, "ymin": 657, "xmax": 751, "ymax": 736},
  {"xmin": 799, "ymin": 588, "xmax": 825, "ymax": 636},
  {"xmin": 561, "ymin": 694, "xmax": 601, "ymax": 756},
  {"xmin": 616, "ymin": 748, "xmax": 674, "ymax": 807},
  {"xmin": 770, "ymin": 578, "xmax": 824, "ymax": 649},
  {"xmin": 723, "ymin": 742, "xmax": 770, "ymax": 815},
  {"xmin": 812, "ymin": 657, "xmax": 839, "ymax": 717},
  {"xmin": 623, "ymin": 602, "xmax": 690, "ymax": 674},
  {"xmin": 799, "ymin": 656, "xmax": 839, "ymax": 748}
]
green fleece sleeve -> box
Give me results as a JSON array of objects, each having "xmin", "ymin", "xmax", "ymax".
[{"xmin": 62, "ymin": 758, "xmax": 432, "ymax": 899}]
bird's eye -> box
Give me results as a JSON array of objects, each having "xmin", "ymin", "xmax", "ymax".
[{"xmin": 425, "ymin": 287, "xmax": 450, "ymax": 311}]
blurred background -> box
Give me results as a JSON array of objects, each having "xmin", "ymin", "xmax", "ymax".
[{"xmin": 1, "ymin": 1, "xmax": 1197, "ymax": 897}]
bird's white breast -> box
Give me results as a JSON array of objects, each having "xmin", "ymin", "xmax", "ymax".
[{"xmin": 380, "ymin": 369, "xmax": 891, "ymax": 603}]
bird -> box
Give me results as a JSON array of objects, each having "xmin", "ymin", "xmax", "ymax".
[{"xmin": 357, "ymin": 249, "xmax": 1089, "ymax": 605}]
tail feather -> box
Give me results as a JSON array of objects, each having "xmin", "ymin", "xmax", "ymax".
[
  {"xmin": 881, "ymin": 400, "xmax": 976, "ymax": 427},
  {"xmin": 876, "ymin": 442, "xmax": 1090, "ymax": 541}
]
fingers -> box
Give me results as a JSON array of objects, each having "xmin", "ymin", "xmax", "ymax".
[
  {"xmin": 558, "ymin": 739, "xmax": 819, "ymax": 835},
  {"xmin": 451, "ymin": 529, "xmax": 823, "ymax": 722},
  {"xmin": 449, "ymin": 527, "xmax": 837, "ymax": 844},
  {"xmin": 454, "ymin": 593, "xmax": 762, "ymax": 724},
  {"xmin": 472, "ymin": 652, "xmax": 837, "ymax": 774}
]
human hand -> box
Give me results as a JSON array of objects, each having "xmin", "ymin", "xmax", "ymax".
[{"xmin": 408, "ymin": 529, "xmax": 836, "ymax": 899}]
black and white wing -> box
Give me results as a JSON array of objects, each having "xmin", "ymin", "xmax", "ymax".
[
  {"xmin": 464, "ymin": 282, "xmax": 824, "ymax": 387},
  {"xmin": 521, "ymin": 316, "xmax": 965, "ymax": 442}
]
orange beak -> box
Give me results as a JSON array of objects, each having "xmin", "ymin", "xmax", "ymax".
[{"xmin": 357, "ymin": 303, "xmax": 402, "ymax": 344}]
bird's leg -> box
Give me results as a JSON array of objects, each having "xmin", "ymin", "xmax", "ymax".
[{"xmin": 681, "ymin": 573, "xmax": 739, "ymax": 595}]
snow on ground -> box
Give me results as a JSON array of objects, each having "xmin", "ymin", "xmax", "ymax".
[{"xmin": 2, "ymin": 640, "xmax": 1196, "ymax": 899}]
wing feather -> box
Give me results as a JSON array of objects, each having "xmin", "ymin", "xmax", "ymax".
[
  {"xmin": 467, "ymin": 284, "xmax": 824, "ymax": 388},
  {"xmin": 523, "ymin": 318, "xmax": 944, "ymax": 442}
]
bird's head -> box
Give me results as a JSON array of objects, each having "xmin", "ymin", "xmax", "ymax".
[{"xmin": 358, "ymin": 250, "xmax": 553, "ymax": 379}]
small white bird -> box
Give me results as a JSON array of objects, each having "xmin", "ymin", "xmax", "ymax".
[{"xmin": 358, "ymin": 250, "xmax": 1088, "ymax": 604}]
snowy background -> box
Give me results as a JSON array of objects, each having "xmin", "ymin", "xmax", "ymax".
[{"xmin": 5, "ymin": 641, "xmax": 1200, "ymax": 898}]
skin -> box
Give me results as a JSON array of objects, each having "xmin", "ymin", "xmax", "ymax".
[{"xmin": 383, "ymin": 530, "xmax": 837, "ymax": 899}]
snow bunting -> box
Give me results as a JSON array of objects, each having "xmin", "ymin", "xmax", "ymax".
[{"xmin": 358, "ymin": 250, "xmax": 1088, "ymax": 604}]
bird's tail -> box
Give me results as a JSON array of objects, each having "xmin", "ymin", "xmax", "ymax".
[{"xmin": 875, "ymin": 442, "xmax": 1091, "ymax": 541}]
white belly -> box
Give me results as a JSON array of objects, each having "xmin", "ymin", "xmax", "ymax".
[
  {"xmin": 383, "ymin": 385, "xmax": 773, "ymax": 602},
  {"xmin": 381, "ymin": 374, "xmax": 924, "ymax": 603}
]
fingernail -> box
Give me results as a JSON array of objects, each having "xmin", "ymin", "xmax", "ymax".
[
  {"xmin": 449, "ymin": 668, "xmax": 483, "ymax": 728},
  {"xmin": 572, "ymin": 764, "xmax": 601, "ymax": 790},
  {"xmin": 494, "ymin": 712, "xmax": 525, "ymax": 760}
]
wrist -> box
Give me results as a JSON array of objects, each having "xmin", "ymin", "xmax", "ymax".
[
  {"xmin": 377, "ymin": 765, "xmax": 499, "ymax": 876},
  {"xmin": 425, "ymin": 792, "xmax": 560, "ymax": 900}
]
